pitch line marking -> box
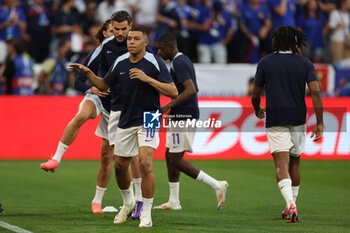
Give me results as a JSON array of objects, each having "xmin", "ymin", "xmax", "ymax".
[{"xmin": 0, "ymin": 221, "xmax": 33, "ymax": 233}]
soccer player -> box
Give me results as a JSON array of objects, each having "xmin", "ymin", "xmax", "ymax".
[
  {"xmin": 153, "ymin": 32, "xmax": 229, "ymax": 211},
  {"xmin": 251, "ymin": 26, "xmax": 323, "ymax": 223},
  {"xmin": 40, "ymin": 19, "xmax": 115, "ymax": 214},
  {"xmin": 70, "ymin": 27, "xmax": 178, "ymax": 228},
  {"xmin": 97, "ymin": 10, "xmax": 148, "ymax": 219}
]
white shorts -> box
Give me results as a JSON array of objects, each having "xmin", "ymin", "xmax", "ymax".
[
  {"xmin": 166, "ymin": 120, "xmax": 196, "ymax": 153},
  {"xmin": 108, "ymin": 111, "xmax": 121, "ymax": 146},
  {"xmin": 80, "ymin": 94, "xmax": 110, "ymax": 140},
  {"xmin": 114, "ymin": 126, "xmax": 159, "ymax": 157},
  {"xmin": 266, "ymin": 124, "xmax": 306, "ymax": 157}
]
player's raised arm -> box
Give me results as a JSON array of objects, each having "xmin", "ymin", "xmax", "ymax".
[
  {"xmin": 69, "ymin": 63, "xmax": 110, "ymax": 92},
  {"xmin": 129, "ymin": 68, "xmax": 178, "ymax": 98}
]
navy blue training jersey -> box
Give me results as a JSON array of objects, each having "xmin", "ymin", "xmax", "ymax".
[
  {"xmin": 104, "ymin": 52, "xmax": 173, "ymax": 129},
  {"xmin": 169, "ymin": 53, "xmax": 199, "ymax": 120},
  {"xmin": 99, "ymin": 36, "xmax": 154, "ymax": 111},
  {"xmin": 74, "ymin": 37, "xmax": 114, "ymax": 112},
  {"xmin": 254, "ymin": 51, "xmax": 317, "ymax": 127}
]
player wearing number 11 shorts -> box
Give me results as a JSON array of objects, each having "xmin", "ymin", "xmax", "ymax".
[{"xmin": 154, "ymin": 32, "xmax": 229, "ymax": 212}]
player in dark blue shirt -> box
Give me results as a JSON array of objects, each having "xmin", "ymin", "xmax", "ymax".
[
  {"xmin": 70, "ymin": 27, "xmax": 178, "ymax": 228},
  {"xmin": 40, "ymin": 21, "xmax": 115, "ymax": 213},
  {"xmin": 97, "ymin": 11, "xmax": 154, "ymax": 219},
  {"xmin": 251, "ymin": 26, "xmax": 324, "ymax": 223},
  {"xmin": 153, "ymin": 32, "xmax": 228, "ymax": 212}
]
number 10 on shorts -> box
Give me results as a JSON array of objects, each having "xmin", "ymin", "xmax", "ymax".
[{"xmin": 146, "ymin": 129, "xmax": 156, "ymax": 138}]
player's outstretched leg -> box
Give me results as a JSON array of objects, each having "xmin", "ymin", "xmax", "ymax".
[
  {"xmin": 161, "ymin": 150, "xmax": 229, "ymax": 211},
  {"xmin": 40, "ymin": 99, "xmax": 97, "ymax": 172},
  {"xmin": 91, "ymin": 138, "xmax": 114, "ymax": 214}
]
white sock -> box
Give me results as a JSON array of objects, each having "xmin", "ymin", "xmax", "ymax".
[
  {"xmin": 292, "ymin": 186, "xmax": 299, "ymax": 203},
  {"xmin": 278, "ymin": 179, "xmax": 295, "ymax": 208},
  {"xmin": 196, "ymin": 170, "xmax": 221, "ymax": 194},
  {"xmin": 92, "ymin": 186, "xmax": 107, "ymax": 204},
  {"xmin": 133, "ymin": 178, "xmax": 142, "ymax": 202},
  {"xmin": 120, "ymin": 183, "xmax": 134, "ymax": 206},
  {"xmin": 52, "ymin": 142, "xmax": 68, "ymax": 163},
  {"xmin": 168, "ymin": 182, "xmax": 180, "ymax": 204},
  {"xmin": 141, "ymin": 197, "xmax": 153, "ymax": 218}
]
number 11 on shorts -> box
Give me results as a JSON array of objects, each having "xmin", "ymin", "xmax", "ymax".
[{"xmin": 172, "ymin": 133, "xmax": 179, "ymax": 144}]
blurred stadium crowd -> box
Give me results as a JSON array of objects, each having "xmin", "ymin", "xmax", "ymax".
[{"xmin": 1, "ymin": 0, "xmax": 350, "ymax": 96}]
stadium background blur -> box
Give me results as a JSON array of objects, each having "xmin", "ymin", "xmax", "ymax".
[{"xmin": 0, "ymin": 0, "xmax": 348, "ymax": 96}]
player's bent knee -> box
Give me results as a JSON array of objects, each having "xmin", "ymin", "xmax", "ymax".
[
  {"xmin": 100, "ymin": 147, "xmax": 114, "ymax": 162},
  {"xmin": 100, "ymin": 153, "xmax": 114, "ymax": 166},
  {"xmin": 139, "ymin": 159, "xmax": 153, "ymax": 175},
  {"xmin": 73, "ymin": 113, "xmax": 91, "ymax": 125}
]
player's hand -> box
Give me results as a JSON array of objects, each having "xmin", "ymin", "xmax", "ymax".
[
  {"xmin": 91, "ymin": 86, "xmax": 110, "ymax": 97},
  {"xmin": 255, "ymin": 106, "xmax": 265, "ymax": 119},
  {"xmin": 129, "ymin": 68, "xmax": 150, "ymax": 83},
  {"xmin": 69, "ymin": 63, "xmax": 91, "ymax": 74},
  {"xmin": 310, "ymin": 124, "xmax": 323, "ymax": 142},
  {"xmin": 161, "ymin": 104, "xmax": 171, "ymax": 114},
  {"xmin": 161, "ymin": 104, "xmax": 171, "ymax": 125}
]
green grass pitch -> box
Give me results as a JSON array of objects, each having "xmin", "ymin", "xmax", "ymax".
[{"xmin": 0, "ymin": 160, "xmax": 350, "ymax": 233}]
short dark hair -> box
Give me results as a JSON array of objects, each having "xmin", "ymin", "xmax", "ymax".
[
  {"xmin": 272, "ymin": 26, "xmax": 307, "ymax": 54},
  {"xmin": 111, "ymin": 10, "xmax": 131, "ymax": 24},
  {"xmin": 129, "ymin": 26, "xmax": 148, "ymax": 37},
  {"xmin": 157, "ymin": 32, "xmax": 177, "ymax": 45},
  {"xmin": 95, "ymin": 19, "xmax": 113, "ymax": 43},
  {"xmin": 6, "ymin": 38, "xmax": 25, "ymax": 54}
]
